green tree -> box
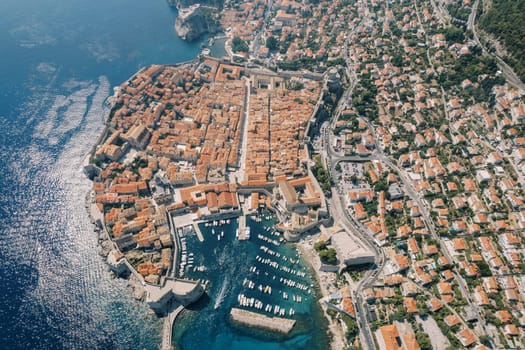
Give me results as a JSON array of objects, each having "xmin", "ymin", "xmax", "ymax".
[
  {"xmin": 319, "ymin": 248, "xmax": 338, "ymax": 264},
  {"xmin": 314, "ymin": 240, "xmax": 327, "ymax": 252},
  {"xmin": 480, "ymin": 0, "xmax": 525, "ymax": 81},
  {"xmin": 479, "ymin": 335, "xmax": 492, "ymax": 347},
  {"xmin": 232, "ymin": 36, "xmax": 249, "ymax": 53},
  {"xmin": 443, "ymin": 25, "xmax": 465, "ymax": 44},
  {"xmin": 344, "ymin": 318, "xmax": 359, "ymax": 339},
  {"xmin": 416, "ymin": 332, "xmax": 432, "ymax": 350},
  {"xmin": 265, "ymin": 36, "xmax": 278, "ymax": 51}
]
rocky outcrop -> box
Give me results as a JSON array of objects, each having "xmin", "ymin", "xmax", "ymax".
[
  {"xmin": 167, "ymin": 0, "xmax": 223, "ymax": 8},
  {"xmin": 174, "ymin": 4, "xmax": 221, "ymax": 42}
]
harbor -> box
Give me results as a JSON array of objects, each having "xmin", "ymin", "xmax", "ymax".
[{"xmin": 172, "ymin": 209, "xmax": 329, "ymax": 350}]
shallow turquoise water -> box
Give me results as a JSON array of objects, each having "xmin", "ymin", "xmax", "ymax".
[{"xmin": 174, "ymin": 211, "xmax": 330, "ymax": 350}]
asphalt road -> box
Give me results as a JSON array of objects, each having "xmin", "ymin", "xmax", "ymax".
[{"xmin": 468, "ymin": 0, "xmax": 525, "ymax": 94}]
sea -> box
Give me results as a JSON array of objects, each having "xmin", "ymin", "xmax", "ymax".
[
  {"xmin": 0, "ymin": 0, "xmax": 328, "ymax": 349},
  {"xmin": 175, "ymin": 213, "xmax": 329, "ymax": 350}
]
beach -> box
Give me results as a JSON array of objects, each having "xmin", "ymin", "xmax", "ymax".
[{"xmin": 297, "ymin": 236, "xmax": 346, "ymax": 350}]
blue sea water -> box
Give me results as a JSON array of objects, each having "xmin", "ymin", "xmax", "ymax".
[
  {"xmin": 0, "ymin": 1, "xmax": 329, "ymax": 349},
  {"xmin": 0, "ymin": 1, "xmax": 201, "ymax": 349},
  {"xmin": 174, "ymin": 214, "xmax": 329, "ymax": 350}
]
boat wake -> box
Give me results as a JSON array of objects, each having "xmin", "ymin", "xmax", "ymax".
[
  {"xmin": 217, "ymin": 248, "xmax": 227, "ymax": 267},
  {"xmin": 213, "ymin": 279, "xmax": 229, "ymax": 309}
]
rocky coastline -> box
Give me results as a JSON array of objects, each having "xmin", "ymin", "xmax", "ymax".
[{"xmin": 174, "ymin": 4, "xmax": 221, "ymax": 42}]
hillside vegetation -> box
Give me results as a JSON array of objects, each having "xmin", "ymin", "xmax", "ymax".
[{"xmin": 479, "ymin": 0, "xmax": 525, "ymax": 81}]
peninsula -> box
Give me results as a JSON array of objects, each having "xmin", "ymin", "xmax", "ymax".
[
  {"xmin": 86, "ymin": 0, "xmax": 525, "ymax": 348},
  {"xmin": 168, "ymin": 0, "xmax": 223, "ymax": 42},
  {"xmin": 86, "ymin": 56, "xmax": 335, "ymax": 346}
]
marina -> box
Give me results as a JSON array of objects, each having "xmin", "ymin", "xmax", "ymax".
[
  {"xmin": 192, "ymin": 223, "xmax": 204, "ymax": 242},
  {"xmin": 174, "ymin": 210, "xmax": 329, "ymax": 350}
]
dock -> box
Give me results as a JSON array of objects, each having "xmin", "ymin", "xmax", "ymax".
[
  {"xmin": 230, "ymin": 308, "xmax": 296, "ymax": 334},
  {"xmin": 161, "ymin": 305, "xmax": 184, "ymax": 350},
  {"xmin": 237, "ymin": 214, "xmax": 250, "ymax": 240},
  {"xmin": 192, "ymin": 223, "xmax": 204, "ymax": 242}
]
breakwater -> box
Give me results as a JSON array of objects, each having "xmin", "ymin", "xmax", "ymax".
[
  {"xmin": 173, "ymin": 211, "xmax": 329, "ymax": 350},
  {"xmin": 230, "ymin": 308, "xmax": 296, "ymax": 334}
]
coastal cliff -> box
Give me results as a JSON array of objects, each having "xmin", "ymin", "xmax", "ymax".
[
  {"xmin": 167, "ymin": 0, "xmax": 223, "ymax": 8},
  {"xmin": 168, "ymin": 0, "xmax": 223, "ymax": 42},
  {"xmin": 174, "ymin": 4, "xmax": 221, "ymax": 42}
]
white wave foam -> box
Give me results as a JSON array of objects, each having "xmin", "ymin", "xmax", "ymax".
[
  {"xmin": 214, "ymin": 278, "xmax": 229, "ymax": 309},
  {"xmin": 19, "ymin": 75, "xmax": 163, "ymax": 347},
  {"xmin": 83, "ymin": 38, "xmax": 120, "ymax": 63},
  {"xmin": 36, "ymin": 62, "xmax": 58, "ymax": 75},
  {"xmin": 33, "ymin": 81, "xmax": 100, "ymax": 146},
  {"xmin": 49, "ymin": 85, "xmax": 97, "ymax": 141},
  {"xmin": 10, "ymin": 22, "xmax": 58, "ymax": 48}
]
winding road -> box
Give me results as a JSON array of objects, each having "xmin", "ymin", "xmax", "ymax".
[{"xmin": 468, "ymin": 0, "xmax": 525, "ymax": 94}]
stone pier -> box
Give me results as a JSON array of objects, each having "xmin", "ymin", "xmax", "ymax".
[
  {"xmin": 230, "ymin": 308, "xmax": 296, "ymax": 334},
  {"xmin": 161, "ymin": 305, "xmax": 184, "ymax": 350}
]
